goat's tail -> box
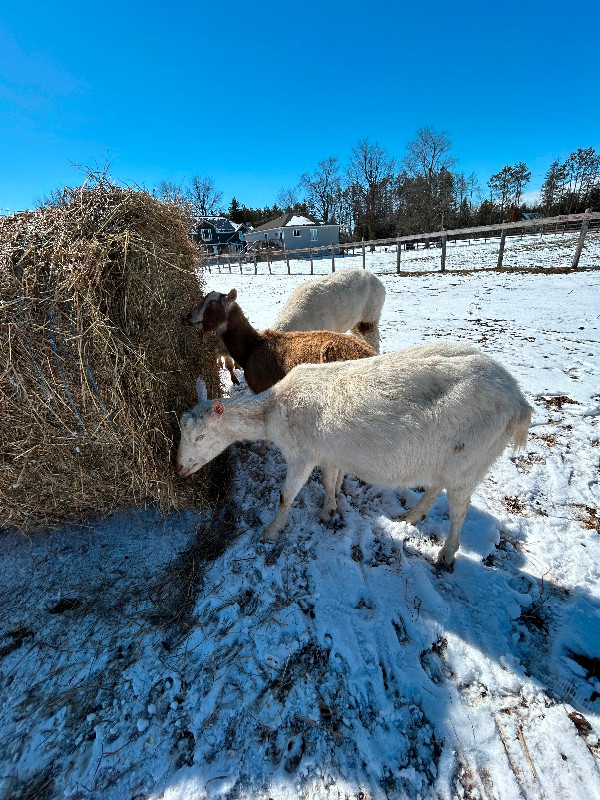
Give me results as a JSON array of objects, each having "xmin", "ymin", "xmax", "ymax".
[{"xmin": 507, "ymin": 403, "xmax": 532, "ymax": 452}]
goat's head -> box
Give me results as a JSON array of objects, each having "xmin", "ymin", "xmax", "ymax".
[
  {"xmin": 185, "ymin": 289, "xmax": 237, "ymax": 335},
  {"xmin": 175, "ymin": 378, "xmax": 228, "ymax": 478}
]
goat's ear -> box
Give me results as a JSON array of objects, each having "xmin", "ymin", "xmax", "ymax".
[
  {"xmin": 225, "ymin": 289, "xmax": 237, "ymax": 304},
  {"xmin": 196, "ymin": 377, "xmax": 208, "ymax": 403},
  {"xmin": 212, "ymin": 399, "xmax": 225, "ymax": 416}
]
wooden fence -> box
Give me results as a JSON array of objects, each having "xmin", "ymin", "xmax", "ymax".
[{"xmin": 201, "ymin": 211, "xmax": 600, "ymax": 276}]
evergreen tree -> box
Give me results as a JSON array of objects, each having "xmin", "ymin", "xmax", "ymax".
[{"xmin": 228, "ymin": 197, "xmax": 242, "ymax": 222}]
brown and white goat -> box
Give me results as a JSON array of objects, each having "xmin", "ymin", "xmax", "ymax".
[{"xmin": 185, "ymin": 289, "xmax": 376, "ymax": 394}]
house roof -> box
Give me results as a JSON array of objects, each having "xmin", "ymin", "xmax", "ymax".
[
  {"xmin": 252, "ymin": 210, "xmax": 321, "ymax": 232},
  {"xmin": 191, "ymin": 216, "xmax": 236, "ymax": 234}
]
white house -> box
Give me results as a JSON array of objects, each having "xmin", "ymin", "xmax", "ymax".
[{"xmin": 243, "ymin": 211, "xmax": 340, "ymax": 252}]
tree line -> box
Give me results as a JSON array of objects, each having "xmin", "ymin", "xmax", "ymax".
[{"xmin": 155, "ymin": 130, "xmax": 600, "ymax": 239}]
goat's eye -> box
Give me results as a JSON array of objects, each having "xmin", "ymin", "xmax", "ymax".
[{"xmin": 195, "ymin": 433, "xmax": 205, "ymax": 442}]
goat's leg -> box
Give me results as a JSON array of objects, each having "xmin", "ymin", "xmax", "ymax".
[
  {"xmin": 262, "ymin": 460, "xmax": 314, "ymax": 542},
  {"xmin": 371, "ymin": 323, "xmax": 381, "ymax": 354},
  {"xmin": 224, "ymin": 356, "xmax": 240, "ymax": 385},
  {"xmin": 364, "ymin": 322, "xmax": 381, "ymax": 354},
  {"xmin": 398, "ymin": 485, "xmax": 442, "ymax": 524},
  {"xmin": 319, "ymin": 466, "xmax": 343, "ymax": 522},
  {"xmin": 351, "ymin": 321, "xmax": 380, "ymax": 354},
  {"xmin": 437, "ymin": 486, "xmax": 472, "ymax": 568}
]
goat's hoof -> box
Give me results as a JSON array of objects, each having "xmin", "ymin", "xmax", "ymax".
[
  {"xmin": 397, "ymin": 511, "xmax": 425, "ymax": 525},
  {"xmin": 435, "ymin": 552, "xmax": 455, "ymax": 572},
  {"xmin": 319, "ymin": 509, "xmax": 335, "ymax": 523},
  {"xmin": 262, "ymin": 527, "xmax": 280, "ymax": 543}
]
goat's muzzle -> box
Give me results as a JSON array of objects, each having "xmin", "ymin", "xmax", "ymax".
[
  {"xmin": 183, "ymin": 312, "xmax": 203, "ymax": 330},
  {"xmin": 176, "ymin": 461, "xmax": 201, "ymax": 477}
]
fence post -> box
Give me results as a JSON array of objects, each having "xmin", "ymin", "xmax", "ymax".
[
  {"xmin": 217, "ymin": 255, "xmax": 221, "ymax": 273},
  {"xmin": 253, "ymin": 253, "xmax": 257, "ymax": 275},
  {"xmin": 362, "ymin": 239, "xmax": 366, "ymax": 269},
  {"xmin": 497, "ymin": 229, "xmax": 507, "ymax": 269},
  {"xmin": 228, "ymin": 256, "xmax": 232, "ymax": 273},
  {"xmin": 572, "ymin": 216, "xmax": 590, "ymax": 268},
  {"xmin": 331, "ymin": 244, "xmax": 335, "ymax": 272},
  {"xmin": 396, "ymin": 239, "xmax": 401, "ymax": 274},
  {"xmin": 286, "ymin": 251, "xmax": 290, "ymax": 274},
  {"xmin": 440, "ymin": 234, "xmax": 447, "ymax": 272}
]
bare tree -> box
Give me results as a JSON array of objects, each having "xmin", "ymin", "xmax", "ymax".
[
  {"xmin": 300, "ymin": 157, "xmax": 341, "ymax": 223},
  {"xmin": 466, "ymin": 172, "xmax": 480, "ymax": 209},
  {"xmin": 402, "ymin": 127, "xmax": 457, "ymax": 230},
  {"xmin": 402, "ymin": 127, "xmax": 457, "ymax": 182},
  {"xmin": 154, "ymin": 180, "xmax": 186, "ymax": 204},
  {"xmin": 186, "ymin": 176, "xmax": 223, "ymax": 217},
  {"xmin": 276, "ymin": 186, "xmax": 300, "ymax": 211},
  {"xmin": 346, "ymin": 139, "xmax": 395, "ymax": 238}
]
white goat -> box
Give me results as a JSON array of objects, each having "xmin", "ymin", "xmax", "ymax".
[
  {"xmin": 176, "ymin": 343, "xmax": 531, "ymax": 567},
  {"xmin": 273, "ymin": 269, "xmax": 386, "ymax": 353}
]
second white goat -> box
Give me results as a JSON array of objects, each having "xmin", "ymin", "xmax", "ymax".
[{"xmin": 273, "ymin": 268, "xmax": 386, "ymax": 352}]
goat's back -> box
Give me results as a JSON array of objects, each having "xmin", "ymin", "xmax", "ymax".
[
  {"xmin": 270, "ymin": 344, "xmax": 531, "ymax": 486},
  {"xmin": 245, "ymin": 328, "xmax": 376, "ymax": 394},
  {"xmin": 273, "ymin": 269, "xmax": 385, "ymax": 333}
]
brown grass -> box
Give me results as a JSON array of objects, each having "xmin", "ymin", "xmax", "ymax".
[{"xmin": 0, "ymin": 176, "xmax": 219, "ymax": 532}]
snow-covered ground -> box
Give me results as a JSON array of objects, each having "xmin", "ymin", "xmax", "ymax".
[{"xmin": 1, "ymin": 234, "xmax": 600, "ymax": 800}]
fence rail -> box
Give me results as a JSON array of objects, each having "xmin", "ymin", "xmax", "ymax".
[{"xmin": 201, "ymin": 212, "xmax": 600, "ymax": 275}]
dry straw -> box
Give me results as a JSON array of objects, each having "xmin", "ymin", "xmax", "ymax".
[{"xmin": 0, "ymin": 176, "xmax": 219, "ymax": 531}]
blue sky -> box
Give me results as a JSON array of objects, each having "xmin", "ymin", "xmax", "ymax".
[{"xmin": 1, "ymin": 0, "xmax": 598, "ymax": 213}]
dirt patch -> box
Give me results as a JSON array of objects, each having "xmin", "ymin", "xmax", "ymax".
[
  {"xmin": 536, "ymin": 395, "xmax": 581, "ymax": 411},
  {"xmin": 512, "ymin": 452, "xmax": 546, "ymax": 472},
  {"xmin": 505, "ymin": 496, "xmax": 527, "ymax": 514},
  {"xmin": 569, "ymin": 710, "xmax": 593, "ymax": 735},
  {"xmin": 530, "ymin": 432, "xmax": 559, "ymax": 446},
  {"xmin": 572, "ymin": 504, "xmax": 600, "ymax": 534}
]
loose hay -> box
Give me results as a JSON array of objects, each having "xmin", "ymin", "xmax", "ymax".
[{"xmin": 0, "ymin": 178, "xmax": 219, "ymax": 531}]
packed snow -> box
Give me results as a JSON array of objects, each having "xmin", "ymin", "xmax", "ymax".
[{"xmin": 1, "ymin": 232, "xmax": 599, "ymax": 800}]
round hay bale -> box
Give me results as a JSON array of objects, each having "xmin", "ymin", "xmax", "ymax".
[{"xmin": 0, "ymin": 179, "xmax": 220, "ymax": 532}]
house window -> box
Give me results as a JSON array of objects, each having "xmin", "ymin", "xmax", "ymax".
[
  {"xmin": 293, "ymin": 229, "xmax": 301, "ymax": 237},
  {"xmin": 310, "ymin": 229, "xmax": 318, "ymax": 242},
  {"xmin": 201, "ymin": 228, "xmax": 212, "ymax": 241}
]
